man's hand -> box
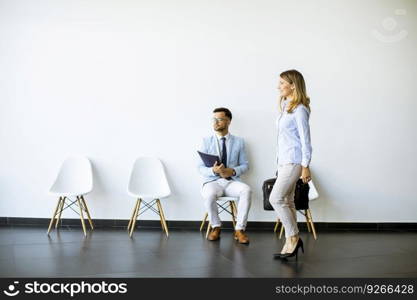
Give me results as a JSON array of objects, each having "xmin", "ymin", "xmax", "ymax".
[
  {"xmin": 219, "ymin": 168, "xmax": 234, "ymax": 178},
  {"xmin": 212, "ymin": 162, "xmax": 225, "ymax": 174}
]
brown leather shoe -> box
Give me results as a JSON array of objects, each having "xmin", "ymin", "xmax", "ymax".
[
  {"xmin": 208, "ymin": 227, "xmax": 221, "ymax": 241},
  {"xmin": 234, "ymin": 230, "xmax": 249, "ymax": 244}
]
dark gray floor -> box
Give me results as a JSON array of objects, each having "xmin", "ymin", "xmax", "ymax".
[{"xmin": 0, "ymin": 227, "xmax": 416, "ymax": 278}]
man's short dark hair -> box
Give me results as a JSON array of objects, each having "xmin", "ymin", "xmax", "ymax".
[{"xmin": 213, "ymin": 107, "xmax": 232, "ymax": 120}]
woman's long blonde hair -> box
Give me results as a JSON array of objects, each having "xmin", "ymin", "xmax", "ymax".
[{"xmin": 280, "ymin": 69, "xmax": 311, "ymax": 113}]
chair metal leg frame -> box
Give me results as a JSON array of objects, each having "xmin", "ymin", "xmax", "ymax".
[
  {"xmin": 202, "ymin": 201, "xmax": 237, "ymax": 238},
  {"xmin": 47, "ymin": 195, "xmax": 94, "ymax": 236},
  {"xmin": 216, "ymin": 201, "xmax": 233, "ymax": 215},
  {"xmin": 275, "ymin": 209, "xmax": 318, "ymax": 240},
  {"xmin": 61, "ymin": 198, "xmax": 81, "ymax": 215},
  {"xmin": 138, "ymin": 199, "xmax": 159, "ymax": 215},
  {"xmin": 128, "ymin": 198, "xmax": 169, "ymax": 237}
]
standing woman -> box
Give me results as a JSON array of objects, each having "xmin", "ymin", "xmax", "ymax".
[{"xmin": 269, "ymin": 69, "xmax": 312, "ymax": 260}]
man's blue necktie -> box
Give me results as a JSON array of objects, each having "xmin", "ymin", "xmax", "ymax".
[{"xmin": 221, "ymin": 137, "xmax": 227, "ymax": 168}]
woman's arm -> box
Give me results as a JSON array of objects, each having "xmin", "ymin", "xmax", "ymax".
[{"xmin": 295, "ymin": 106, "xmax": 312, "ymax": 183}]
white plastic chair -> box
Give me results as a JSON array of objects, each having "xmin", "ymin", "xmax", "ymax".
[
  {"xmin": 200, "ymin": 196, "xmax": 238, "ymax": 238},
  {"xmin": 275, "ymin": 179, "xmax": 319, "ymax": 240},
  {"xmin": 127, "ymin": 157, "xmax": 171, "ymax": 237},
  {"xmin": 47, "ymin": 156, "xmax": 94, "ymax": 236}
]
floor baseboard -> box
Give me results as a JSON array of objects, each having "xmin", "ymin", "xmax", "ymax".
[{"xmin": 0, "ymin": 217, "xmax": 416, "ymax": 231}]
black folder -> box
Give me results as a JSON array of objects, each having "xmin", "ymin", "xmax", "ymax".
[{"xmin": 197, "ymin": 151, "xmax": 220, "ymax": 167}]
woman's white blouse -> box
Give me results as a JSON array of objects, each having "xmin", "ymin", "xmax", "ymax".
[{"xmin": 276, "ymin": 100, "xmax": 312, "ymax": 167}]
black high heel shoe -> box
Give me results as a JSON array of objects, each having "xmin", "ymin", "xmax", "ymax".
[
  {"xmin": 273, "ymin": 252, "xmax": 286, "ymax": 259},
  {"xmin": 281, "ymin": 238, "xmax": 304, "ymax": 260},
  {"xmin": 273, "ymin": 245, "xmax": 290, "ymax": 259}
]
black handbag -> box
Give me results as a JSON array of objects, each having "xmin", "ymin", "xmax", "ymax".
[
  {"xmin": 262, "ymin": 177, "xmax": 310, "ymax": 211},
  {"xmin": 262, "ymin": 178, "xmax": 276, "ymax": 210},
  {"xmin": 294, "ymin": 179, "xmax": 310, "ymax": 210}
]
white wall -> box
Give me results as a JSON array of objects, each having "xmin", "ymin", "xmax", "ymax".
[{"xmin": 1, "ymin": 0, "xmax": 416, "ymax": 222}]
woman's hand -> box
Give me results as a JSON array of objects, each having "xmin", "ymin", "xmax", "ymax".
[{"xmin": 301, "ymin": 166, "xmax": 311, "ymax": 183}]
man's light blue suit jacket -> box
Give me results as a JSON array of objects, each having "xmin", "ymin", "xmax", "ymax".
[{"xmin": 198, "ymin": 134, "xmax": 249, "ymax": 185}]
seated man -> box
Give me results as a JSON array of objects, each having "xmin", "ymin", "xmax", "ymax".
[{"xmin": 198, "ymin": 107, "xmax": 252, "ymax": 244}]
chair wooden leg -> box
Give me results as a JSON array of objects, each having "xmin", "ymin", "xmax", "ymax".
[
  {"xmin": 229, "ymin": 201, "xmax": 236, "ymax": 229},
  {"xmin": 80, "ymin": 196, "xmax": 94, "ymax": 230},
  {"xmin": 156, "ymin": 199, "xmax": 169, "ymax": 237},
  {"xmin": 307, "ymin": 209, "xmax": 317, "ymax": 240},
  {"xmin": 55, "ymin": 197, "xmax": 64, "ymax": 229},
  {"xmin": 156, "ymin": 200, "xmax": 165, "ymax": 231},
  {"xmin": 129, "ymin": 198, "xmax": 141, "ymax": 237},
  {"xmin": 47, "ymin": 197, "xmax": 62, "ymax": 234},
  {"xmin": 206, "ymin": 222, "xmax": 211, "ymax": 239},
  {"xmin": 274, "ymin": 218, "xmax": 280, "ymax": 233},
  {"xmin": 76, "ymin": 196, "xmax": 87, "ymax": 236},
  {"xmin": 279, "ymin": 223, "xmax": 284, "ymax": 239},
  {"xmin": 127, "ymin": 199, "xmax": 139, "ymax": 231},
  {"xmin": 304, "ymin": 210, "xmax": 311, "ymax": 232},
  {"xmin": 232, "ymin": 201, "xmax": 238, "ymax": 226},
  {"xmin": 156, "ymin": 201, "xmax": 165, "ymax": 232},
  {"xmin": 229, "ymin": 201, "xmax": 235, "ymax": 216},
  {"xmin": 200, "ymin": 213, "xmax": 208, "ymax": 231}
]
